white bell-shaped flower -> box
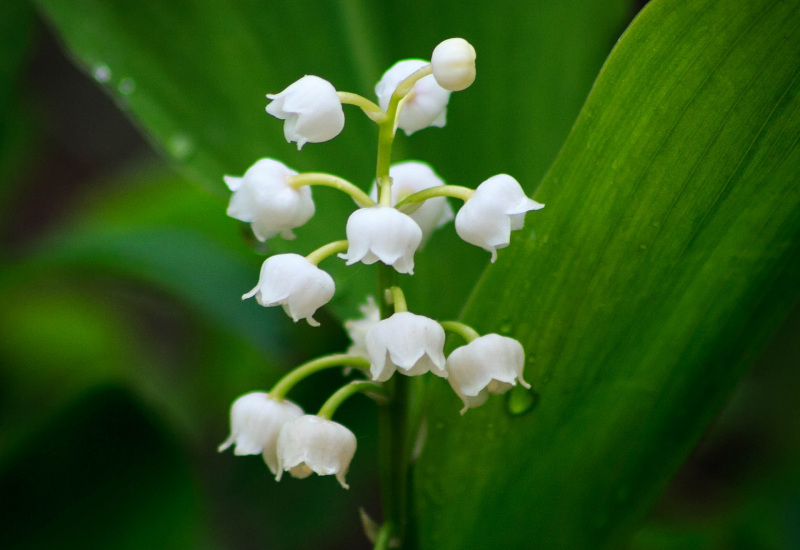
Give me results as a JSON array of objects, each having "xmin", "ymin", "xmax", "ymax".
[
  {"xmin": 276, "ymin": 415, "xmax": 357, "ymax": 489},
  {"xmin": 339, "ymin": 206, "xmax": 422, "ymax": 274},
  {"xmin": 375, "ymin": 59, "xmax": 451, "ymax": 135},
  {"xmin": 224, "ymin": 158, "xmax": 314, "ymax": 241},
  {"xmin": 366, "ymin": 312, "xmax": 447, "ymax": 382},
  {"xmin": 369, "ymin": 161, "xmax": 454, "ymax": 245},
  {"xmin": 242, "ymin": 253, "xmax": 335, "ymax": 327},
  {"xmin": 446, "ymin": 334, "xmax": 530, "ymax": 414},
  {"xmin": 431, "ymin": 38, "xmax": 477, "ymax": 91},
  {"xmin": 266, "ymin": 75, "xmax": 345, "ymax": 149},
  {"xmin": 455, "ymin": 174, "xmax": 544, "ymax": 262},
  {"xmin": 344, "ymin": 296, "xmax": 381, "ymax": 358},
  {"xmin": 218, "ymin": 392, "xmax": 304, "ymax": 474}
]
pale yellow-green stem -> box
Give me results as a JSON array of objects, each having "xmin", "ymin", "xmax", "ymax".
[
  {"xmin": 439, "ymin": 320, "xmax": 481, "ymax": 343},
  {"xmin": 288, "ymin": 173, "xmax": 375, "ymax": 207},
  {"xmin": 372, "ymin": 62, "xmax": 433, "ymax": 550},
  {"xmin": 394, "ymin": 185, "xmax": 474, "ymax": 214},
  {"xmin": 317, "ymin": 381, "xmax": 389, "ymax": 420},
  {"xmin": 387, "ymin": 286, "xmax": 409, "ymax": 313},
  {"xmin": 375, "ymin": 64, "xmax": 434, "ymax": 207},
  {"xmin": 305, "ymin": 240, "xmax": 349, "ymax": 266},
  {"xmin": 269, "ymin": 354, "xmax": 370, "ymax": 401},
  {"xmin": 337, "ymin": 92, "xmax": 388, "ymax": 124}
]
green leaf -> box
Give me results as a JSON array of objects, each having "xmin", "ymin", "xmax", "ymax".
[
  {"xmin": 0, "ymin": 0, "xmax": 35, "ymax": 204},
  {"xmin": 35, "ymin": 0, "xmax": 632, "ymax": 319},
  {"xmin": 415, "ymin": 0, "xmax": 800, "ymax": 548},
  {"xmin": 18, "ymin": 168, "xmax": 295, "ymax": 358},
  {"xmin": 0, "ymin": 387, "xmax": 209, "ymax": 550}
]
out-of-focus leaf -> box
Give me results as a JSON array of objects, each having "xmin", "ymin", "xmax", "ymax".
[
  {"xmin": 415, "ymin": 0, "xmax": 800, "ymax": 548},
  {"xmin": 35, "ymin": 0, "xmax": 633, "ymax": 319},
  {"xmin": 0, "ymin": 387, "xmax": 208, "ymax": 550},
  {"xmin": 20, "ymin": 168, "xmax": 293, "ymax": 358},
  {"xmin": 0, "ymin": 278, "xmax": 135, "ymax": 462},
  {"xmin": 0, "ymin": 0, "xmax": 35, "ymax": 204},
  {"xmin": 630, "ymin": 303, "xmax": 800, "ymax": 549}
]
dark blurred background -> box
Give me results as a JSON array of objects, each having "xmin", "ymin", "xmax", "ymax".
[{"xmin": 2, "ymin": 3, "xmax": 799, "ymax": 550}]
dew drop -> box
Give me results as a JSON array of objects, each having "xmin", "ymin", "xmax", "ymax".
[
  {"xmin": 92, "ymin": 64, "xmax": 112, "ymax": 83},
  {"xmin": 118, "ymin": 77, "xmax": 136, "ymax": 95},
  {"xmin": 506, "ymin": 385, "xmax": 538, "ymax": 416},
  {"xmin": 167, "ymin": 133, "xmax": 195, "ymax": 160}
]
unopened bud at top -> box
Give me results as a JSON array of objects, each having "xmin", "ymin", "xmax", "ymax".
[{"xmin": 431, "ymin": 38, "xmax": 476, "ymax": 91}]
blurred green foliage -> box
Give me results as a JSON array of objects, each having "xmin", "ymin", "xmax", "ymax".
[{"xmin": 1, "ymin": 0, "xmax": 798, "ymax": 548}]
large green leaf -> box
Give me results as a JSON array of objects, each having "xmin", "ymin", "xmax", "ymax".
[
  {"xmin": 415, "ymin": 0, "xmax": 800, "ymax": 547},
  {"xmin": 35, "ymin": 0, "xmax": 632, "ymax": 319}
]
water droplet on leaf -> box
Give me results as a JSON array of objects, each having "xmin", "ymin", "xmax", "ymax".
[
  {"xmin": 92, "ymin": 64, "xmax": 111, "ymax": 83},
  {"xmin": 506, "ymin": 385, "xmax": 537, "ymax": 416},
  {"xmin": 167, "ymin": 133, "xmax": 195, "ymax": 160},
  {"xmin": 118, "ymin": 77, "xmax": 136, "ymax": 95}
]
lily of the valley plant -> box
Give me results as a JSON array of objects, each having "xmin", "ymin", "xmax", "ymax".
[{"xmin": 219, "ymin": 37, "xmax": 544, "ymax": 549}]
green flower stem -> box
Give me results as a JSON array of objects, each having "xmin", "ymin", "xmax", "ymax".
[
  {"xmin": 378, "ymin": 374, "xmax": 409, "ymax": 545},
  {"xmin": 288, "ymin": 173, "xmax": 375, "ymax": 207},
  {"xmin": 305, "ymin": 240, "xmax": 349, "ymax": 266},
  {"xmin": 375, "ymin": 63, "xmax": 434, "ymax": 207},
  {"xmin": 376, "ymin": 119, "xmax": 395, "ymax": 206},
  {"xmin": 318, "ymin": 380, "xmax": 388, "ymax": 420},
  {"xmin": 337, "ymin": 91, "xmax": 388, "ymax": 124},
  {"xmin": 388, "ymin": 286, "xmax": 408, "ymax": 313},
  {"xmin": 393, "ymin": 64, "xmax": 433, "ymax": 100},
  {"xmin": 372, "ymin": 65, "xmax": 434, "ymax": 550},
  {"xmin": 440, "ymin": 320, "xmax": 481, "ymax": 343},
  {"xmin": 269, "ymin": 354, "xmax": 370, "ymax": 401},
  {"xmin": 395, "ymin": 185, "xmax": 475, "ymax": 213}
]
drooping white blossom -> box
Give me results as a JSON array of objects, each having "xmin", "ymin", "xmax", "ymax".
[
  {"xmin": 455, "ymin": 174, "xmax": 544, "ymax": 262},
  {"xmin": 446, "ymin": 334, "xmax": 530, "ymax": 414},
  {"xmin": 375, "ymin": 59, "xmax": 451, "ymax": 135},
  {"xmin": 339, "ymin": 206, "xmax": 422, "ymax": 274},
  {"xmin": 276, "ymin": 415, "xmax": 357, "ymax": 489},
  {"xmin": 266, "ymin": 75, "xmax": 345, "ymax": 149},
  {"xmin": 431, "ymin": 38, "xmax": 477, "ymax": 92},
  {"xmin": 344, "ymin": 296, "xmax": 381, "ymax": 359},
  {"xmin": 242, "ymin": 253, "xmax": 335, "ymax": 327},
  {"xmin": 366, "ymin": 312, "xmax": 447, "ymax": 382},
  {"xmin": 218, "ymin": 392, "xmax": 304, "ymax": 474},
  {"xmin": 224, "ymin": 158, "xmax": 314, "ymax": 241},
  {"xmin": 369, "ymin": 161, "xmax": 454, "ymax": 245}
]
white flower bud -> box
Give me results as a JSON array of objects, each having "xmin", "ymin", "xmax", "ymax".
[
  {"xmin": 218, "ymin": 392, "xmax": 304, "ymax": 474},
  {"xmin": 366, "ymin": 312, "xmax": 447, "ymax": 381},
  {"xmin": 224, "ymin": 158, "xmax": 314, "ymax": 241},
  {"xmin": 369, "ymin": 161, "xmax": 454, "ymax": 246},
  {"xmin": 455, "ymin": 174, "xmax": 544, "ymax": 262},
  {"xmin": 339, "ymin": 206, "xmax": 423, "ymax": 274},
  {"xmin": 266, "ymin": 75, "xmax": 345, "ymax": 149},
  {"xmin": 276, "ymin": 415, "xmax": 357, "ymax": 489},
  {"xmin": 446, "ymin": 334, "xmax": 530, "ymax": 414},
  {"xmin": 242, "ymin": 253, "xmax": 335, "ymax": 327},
  {"xmin": 431, "ymin": 38, "xmax": 476, "ymax": 91},
  {"xmin": 375, "ymin": 59, "xmax": 451, "ymax": 135}
]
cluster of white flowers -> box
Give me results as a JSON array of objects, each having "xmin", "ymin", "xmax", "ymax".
[{"xmin": 220, "ymin": 39, "xmax": 543, "ymax": 491}]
